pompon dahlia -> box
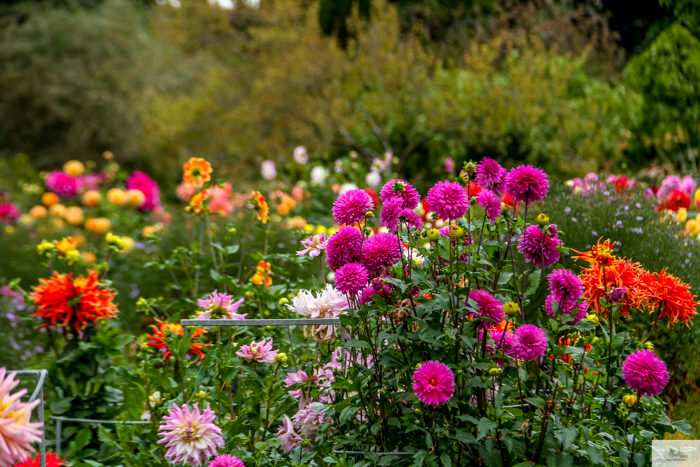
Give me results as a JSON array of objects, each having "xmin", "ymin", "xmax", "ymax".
[
  {"xmin": 622, "ymin": 350, "xmax": 669, "ymax": 396},
  {"xmin": 640, "ymin": 269, "xmax": 699, "ymax": 327},
  {"xmin": 379, "ymin": 179, "xmax": 420, "ymax": 210},
  {"xmin": 511, "ymin": 325, "xmax": 548, "ymax": 361},
  {"xmin": 517, "ymin": 225, "xmax": 562, "ymax": 268},
  {"xmin": 0, "ymin": 368, "xmax": 43, "ymax": 467},
  {"xmin": 475, "ymin": 189, "xmax": 503, "ymax": 223},
  {"xmin": 146, "ymin": 320, "xmax": 208, "ymax": 363},
  {"xmin": 547, "ymin": 269, "xmax": 583, "ymax": 312},
  {"xmin": 325, "ymin": 227, "xmax": 363, "ymax": 270},
  {"xmin": 335, "ymin": 263, "xmax": 369, "ymax": 296},
  {"xmin": 208, "ymin": 454, "xmax": 244, "ymax": 467},
  {"xmin": 412, "ymin": 361, "xmax": 455, "ymax": 406},
  {"xmin": 13, "ymin": 452, "xmax": 64, "ymax": 467},
  {"xmin": 31, "ymin": 271, "xmax": 118, "ymax": 332},
  {"xmin": 380, "ymin": 197, "xmax": 403, "ymax": 232},
  {"xmin": 468, "ymin": 290, "xmax": 504, "ymax": 330},
  {"xmin": 44, "ymin": 171, "xmax": 80, "ymax": 198},
  {"xmin": 399, "ymin": 208, "xmax": 423, "ymax": 230},
  {"xmin": 158, "ymin": 403, "xmax": 223, "ymax": 467},
  {"xmin": 332, "ymin": 189, "xmax": 374, "ymax": 226},
  {"xmin": 361, "ymin": 233, "xmax": 401, "ymax": 272},
  {"xmin": 196, "ymin": 291, "xmax": 246, "ymax": 320},
  {"xmin": 476, "ymin": 157, "xmax": 507, "ymax": 193},
  {"xmin": 504, "ymin": 165, "xmax": 549, "ymax": 205},
  {"xmin": 486, "ymin": 330, "xmax": 515, "ymax": 358},
  {"xmin": 427, "ymin": 180, "xmax": 469, "ymax": 221}
]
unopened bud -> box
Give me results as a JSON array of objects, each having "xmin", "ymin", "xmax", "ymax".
[
  {"xmin": 275, "ymin": 353, "xmax": 288, "ymax": 364},
  {"xmin": 536, "ymin": 213, "xmax": 549, "ymax": 226},
  {"xmin": 279, "ymin": 298, "xmax": 289, "ymax": 305},
  {"xmin": 244, "ymin": 291, "xmax": 255, "ymax": 300},
  {"xmin": 449, "ymin": 225, "xmax": 464, "ymax": 239},
  {"xmin": 427, "ymin": 228, "xmax": 440, "ymax": 241},
  {"xmin": 489, "ymin": 367, "xmax": 501, "ymax": 376},
  {"xmin": 364, "ymin": 211, "xmax": 374, "ymax": 219},
  {"xmin": 504, "ymin": 302, "xmax": 520, "ymax": 316}
]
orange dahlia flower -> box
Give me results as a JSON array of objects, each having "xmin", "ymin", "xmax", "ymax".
[
  {"xmin": 251, "ymin": 191, "xmax": 269, "ymax": 224},
  {"xmin": 31, "ymin": 270, "xmax": 118, "ymax": 331},
  {"xmin": 577, "ymin": 258, "xmax": 647, "ymax": 319},
  {"xmin": 572, "ymin": 238, "xmax": 617, "ymax": 268},
  {"xmin": 640, "ymin": 269, "xmax": 699, "ymax": 327},
  {"xmin": 182, "ymin": 157, "xmax": 213, "ymax": 187},
  {"xmin": 189, "ymin": 188, "xmax": 210, "ymax": 214},
  {"xmin": 145, "ymin": 320, "xmax": 208, "ymax": 362}
]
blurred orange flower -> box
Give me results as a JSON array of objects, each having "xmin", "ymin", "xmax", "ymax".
[
  {"xmin": 183, "ymin": 157, "xmax": 213, "ymax": 187},
  {"xmin": 251, "ymin": 191, "xmax": 269, "ymax": 223}
]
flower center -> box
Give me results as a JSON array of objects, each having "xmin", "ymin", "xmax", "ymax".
[{"xmin": 180, "ymin": 422, "xmax": 200, "ymax": 442}]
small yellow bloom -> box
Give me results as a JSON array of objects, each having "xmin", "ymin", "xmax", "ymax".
[
  {"xmin": 54, "ymin": 237, "xmax": 77, "ymax": 255},
  {"xmin": 4, "ymin": 225, "xmax": 15, "ymax": 235},
  {"xmin": 49, "ymin": 204, "xmax": 66, "ymax": 218},
  {"xmin": 686, "ymin": 219, "xmax": 699, "ymax": 235},
  {"xmin": 622, "ymin": 394, "xmax": 638, "ymax": 407},
  {"xmin": 121, "ymin": 236, "xmax": 135, "ymax": 253},
  {"xmin": 64, "ymin": 206, "xmax": 85, "ymax": 226},
  {"xmin": 30, "ymin": 205, "xmax": 47, "ymax": 219},
  {"xmin": 586, "ymin": 313, "xmax": 600, "ymax": 325},
  {"xmin": 106, "ymin": 188, "xmax": 128, "ymax": 206},
  {"xmin": 678, "ymin": 208, "xmax": 688, "ymax": 223},
  {"xmin": 504, "ymin": 302, "xmax": 520, "ymax": 316},
  {"xmin": 303, "ymin": 224, "xmax": 315, "ymax": 233},
  {"xmin": 126, "ymin": 189, "xmax": 146, "ymax": 207},
  {"xmin": 275, "ymin": 353, "xmax": 288, "ymax": 364},
  {"xmin": 105, "ymin": 232, "xmax": 126, "ymax": 250},
  {"xmin": 63, "ymin": 160, "xmax": 85, "ymax": 177},
  {"xmin": 82, "ymin": 190, "xmax": 101, "ymax": 208},
  {"xmin": 316, "ymin": 225, "xmax": 328, "ymax": 235},
  {"xmin": 37, "ymin": 240, "xmax": 56, "ymax": 255},
  {"xmin": 536, "ymin": 213, "xmax": 549, "ymax": 225}
]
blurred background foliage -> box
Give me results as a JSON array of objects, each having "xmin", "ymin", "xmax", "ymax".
[{"xmin": 2, "ymin": 0, "xmax": 700, "ymax": 186}]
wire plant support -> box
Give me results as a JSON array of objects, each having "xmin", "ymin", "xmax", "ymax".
[{"xmin": 14, "ymin": 369, "xmax": 48, "ymax": 467}]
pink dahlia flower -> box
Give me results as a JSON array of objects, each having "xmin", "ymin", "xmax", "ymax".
[
  {"xmin": 622, "ymin": 350, "xmax": 669, "ymax": 396},
  {"xmin": 335, "ymin": 262, "xmax": 369, "ymax": 296},
  {"xmin": 486, "ymin": 330, "xmax": 515, "ymax": 358},
  {"xmin": 44, "ymin": 171, "xmax": 80, "ymax": 198},
  {"xmin": 292, "ymin": 402, "xmax": 331, "ymax": 439},
  {"xmin": 261, "ymin": 160, "xmax": 277, "ymax": 180},
  {"xmin": 504, "ymin": 165, "xmax": 549, "ymax": 205},
  {"xmin": 325, "ymin": 227, "xmax": 363, "ymax": 270},
  {"xmin": 208, "ymin": 454, "xmax": 244, "ymax": 467},
  {"xmin": 475, "ymin": 189, "xmax": 502, "ymax": 223},
  {"xmin": 379, "ymin": 179, "xmax": 420, "ymax": 210},
  {"xmin": 412, "ymin": 361, "xmax": 455, "ymax": 406},
  {"xmin": 547, "ymin": 269, "xmax": 583, "ymax": 312},
  {"xmin": 332, "ymin": 189, "xmax": 374, "ymax": 226},
  {"xmin": 0, "ymin": 203, "xmax": 20, "ymax": 226},
  {"xmin": 399, "ymin": 208, "xmax": 423, "ymax": 230},
  {"xmin": 427, "ymin": 180, "xmax": 469, "ymax": 221},
  {"xmin": 208, "ymin": 183, "xmax": 233, "ymax": 216},
  {"xmin": 177, "ymin": 182, "xmax": 198, "ymax": 202},
  {"xmin": 236, "ymin": 339, "xmax": 278, "ymax": 363},
  {"xmin": 361, "ymin": 233, "xmax": 401, "ymax": 272},
  {"xmin": 125, "ymin": 171, "xmax": 161, "ymax": 211},
  {"xmin": 296, "ymin": 233, "xmax": 327, "ymax": 258},
  {"xmin": 276, "ymin": 415, "xmax": 303, "ymax": 453},
  {"xmin": 157, "ymin": 403, "xmax": 223, "ymax": 467},
  {"xmin": 517, "ymin": 225, "xmax": 562, "ymax": 268},
  {"xmin": 468, "ymin": 290, "xmax": 504, "ymax": 330},
  {"xmin": 196, "ymin": 291, "xmax": 246, "ymax": 320},
  {"xmin": 511, "ymin": 325, "xmax": 548, "ymax": 361},
  {"xmin": 0, "ymin": 368, "xmax": 43, "ymax": 466},
  {"xmin": 476, "ymin": 157, "xmax": 507, "ymax": 193}
]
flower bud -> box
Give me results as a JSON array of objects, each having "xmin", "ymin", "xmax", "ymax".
[
  {"xmin": 279, "ymin": 298, "xmax": 289, "ymax": 305},
  {"xmin": 586, "ymin": 314, "xmax": 600, "ymax": 325},
  {"xmin": 622, "ymin": 394, "xmax": 638, "ymax": 407},
  {"xmin": 504, "ymin": 302, "xmax": 520, "ymax": 316},
  {"xmin": 301, "ymin": 439, "xmax": 312, "ymax": 447},
  {"xmin": 244, "ymin": 291, "xmax": 255, "ymax": 300},
  {"xmin": 227, "ymin": 225, "xmax": 237, "ymax": 234},
  {"xmin": 275, "ymin": 353, "xmax": 288, "ymax": 364},
  {"xmin": 457, "ymin": 369, "xmax": 463, "ymax": 375},
  {"xmin": 37, "ymin": 240, "xmax": 56, "ymax": 255},
  {"xmin": 197, "ymin": 390, "xmax": 208, "ymax": 399},
  {"xmin": 364, "ymin": 211, "xmax": 375, "ymax": 219},
  {"xmin": 427, "ymin": 228, "xmax": 440, "ymax": 241},
  {"xmin": 64, "ymin": 250, "xmax": 82, "ymax": 265},
  {"xmin": 415, "ymin": 408, "xmax": 422, "ymax": 416},
  {"xmin": 644, "ymin": 341, "xmax": 654, "ymax": 350},
  {"xmin": 464, "ymin": 161, "xmax": 477, "ymax": 177},
  {"xmin": 489, "ymin": 367, "xmax": 501, "ymax": 376},
  {"xmin": 536, "ymin": 213, "xmax": 549, "ymax": 226},
  {"xmin": 415, "ymin": 363, "xmax": 422, "ymax": 371},
  {"xmin": 590, "ymin": 336, "xmax": 599, "ymax": 345},
  {"xmin": 449, "ymin": 225, "xmax": 464, "ymax": 239}
]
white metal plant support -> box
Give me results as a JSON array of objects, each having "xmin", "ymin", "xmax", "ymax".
[{"xmin": 14, "ymin": 369, "xmax": 48, "ymax": 467}]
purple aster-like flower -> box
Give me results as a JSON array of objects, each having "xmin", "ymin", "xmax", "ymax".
[
  {"xmin": 517, "ymin": 225, "xmax": 562, "ymax": 268},
  {"xmin": 412, "ymin": 361, "xmax": 455, "ymax": 406},
  {"xmin": 325, "ymin": 227, "xmax": 363, "ymax": 270},
  {"xmin": 335, "ymin": 262, "xmax": 369, "ymax": 296},
  {"xmin": 380, "ymin": 197, "xmax": 403, "ymax": 231},
  {"xmin": 158, "ymin": 403, "xmax": 223, "ymax": 467},
  {"xmin": 547, "ymin": 269, "xmax": 583, "ymax": 312},
  {"xmin": 476, "ymin": 189, "xmax": 503, "ymax": 223},
  {"xmin": 361, "ymin": 233, "xmax": 401, "ymax": 272},
  {"xmin": 428, "ymin": 180, "xmax": 469, "ymax": 221},
  {"xmin": 504, "ymin": 165, "xmax": 549, "ymax": 205},
  {"xmin": 332, "ymin": 189, "xmax": 374, "ymax": 226},
  {"xmin": 196, "ymin": 291, "xmax": 246, "ymax": 320},
  {"xmin": 379, "ymin": 179, "xmax": 420, "ymax": 210},
  {"xmin": 468, "ymin": 290, "xmax": 504, "ymax": 330},
  {"xmin": 511, "ymin": 325, "xmax": 548, "ymax": 361},
  {"xmin": 622, "ymin": 350, "xmax": 669, "ymax": 396},
  {"xmin": 297, "ymin": 233, "xmax": 327, "ymax": 258},
  {"xmin": 608, "ymin": 287, "xmax": 627, "ymax": 303},
  {"xmin": 476, "ymin": 157, "xmax": 507, "ymax": 193},
  {"xmin": 209, "ymin": 454, "xmax": 245, "ymax": 467}
]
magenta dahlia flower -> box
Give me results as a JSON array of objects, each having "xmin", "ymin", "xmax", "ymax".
[
  {"xmin": 486, "ymin": 330, "xmax": 514, "ymax": 356},
  {"xmin": 332, "ymin": 189, "xmax": 374, "ymax": 226},
  {"xmin": 476, "ymin": 157, "xmax": 507, "ymax": 193},
  {"xmin": 209, "ymin": 454, "xmax": 245, "ymax": 467},
  {"xmin": 511, "ymin": 325, "xmax": 548, "ymax": 361},
  {"xmin": 325, "ymin": 227, "xmax": 363, "ymax": 270},
  {"xmin": 0, "ymin": 368, "xmax": 43, "ymax": 466},
  {"xmin": 476, "ymin": 189, "xmax": 502, "ymax": 223},
  {"xmin": 399, "ymin": 208, "xmax": 423, "ymax": 230},
  {"xmin": 622, "ymin": 350, "xmax": 669, "ymax": 396},
  {"xmin": 547, "ymin": 269, "xmax": 583, "ymax": 312},
  {"xmin": 380, "ymin": 197, "xmax": 403, "ymax": 231},
  {"xmin": 0, "ymin": 203, "xmax": 20, "ymax": 226},
  {"xmin": 236, "ymin": 339, "xmax": 278, "ymax": 363},
  {"xmin": 427, "ymin": 180, "xmax": 469, "ymax": 221},
  {"xmin": 412, "ymin": 361, "xmax": 455, "ymax": 406},
  {"xmin": 469, "ymin": 290, "xmax": 504, "ymax": 330},
  {"xmin": 517, "ymin": 225, "xmax": 562, "ymax": 268},
  {"xmin": 44, "ymin": 171, "xmax": 80, "ymax": 198},
  {"xmin": 158, "ymin": 403, "xmax": 223, "ymax": 467},
  {"xmin": 125, "ymin": 171, "xmax": 161, "ymax": 211},
  {"xmin": 361, "ymin": 233, "xmax": 401, "ymax": 272},
  {"xmin": 504, "ymin": 165, "xmax": 549, "ymax": 205},
  {"xmin": 335, "ymin": 262, "xmax": 369, "ymax": 296},
  {"xmin": 379, "ymin": 179, "xmax": 420, "ymax": 210},
  {"xmin": 196, "ymin": 291, "xmax": 246, "ymax": 320}
]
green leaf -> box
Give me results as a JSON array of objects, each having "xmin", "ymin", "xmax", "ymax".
[
  {"xmin": 339, "ymin": 406, "xmax": 360, "ymax": 425},
  {"xmin": 525, "ymin": 396, "xmax": 545, "ymax": 410},
  {"xmin": 440, "ymin": 453, "xmax": 453, "ymax": 467},
  {"xmin": 672, "ymin": 419, "xmax": 694, "ymax": 436},
  {"xmin": 477, "ymin": 418, "xmax": 497, "ymax": 441},
  {"xmin": 585, "ymin": 446, "xmax": 605, "ymax": 465},
  {"xmin": 525, "ymin": 269, "xmax": 542, "ymax": 295},
  {"xmin": 344, "ymin": 339, "xmax": 370, "ymax": 349}
]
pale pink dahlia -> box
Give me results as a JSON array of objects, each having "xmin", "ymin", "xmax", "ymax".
[
  {"xmin": 335, "ymin": 262, "xmax": 369, "ymax": 296},
  {"xmin": 476, "ymin": 157, "xmax": 507, "ymax": 193},
  {"xmin": 412, "ymin": 361, "xmax": 455, "ymax": 406},
  {"xmin": 325, "ymin": 227, "xmax": 363, "ymax": 270},
  {"xmin": 332, "ymin": 189, "xmax": 374, "ymax": 226},
  {"xmin": 504, "ymin": 165, "xmax": 549, "ymax": 205},
  {"xmin": 475, "ymin": 189, "xmax": 502, "ymax": 223},
  {"xmin": 208, "ymin": 454, "xmax": 244, "ymax": 467},
  {"xmin": 511, "ymin": 325, "xmax": 548, "ymax": 361},
  {"xmin": 276, "ymin": 415, "xmax": 303, "ymax": 453},
  {"xmin": 379, "ymin": 179, "xmax": 420, "ymax": 210},
  {"xmin": 427, "ymin": 180, "xmax": 469, "ymax": 221},
  {"xmin": 0, "ymin": 368, "xmax": 43, "ymax": 467},
  {"xmin": 622, "ymin": 350, "xmax": 669, "ymax": 396},
  {"xmin": 196, "ymin": 291, "xmax": 246, "ymax": 320},
  {"xmin": 157, "ymin": 403, "xmax": 223, "ymax": 467},
  {"xmin": 292, "ymin": 402, "xmax": 331, "ymax": 439},
  {"xmin": 236, "ymin": 339, "xmax": 278, "ymax": 363},
  {"xmin": 361, "ymin": 233, "xmax": 401, "ymax": 272},
  {"xmin": 468, "ymin": 290, "xmax": 504, "ymax": 330},
  {"xmin": 517, "ymin": 225, "xmax": 562, "ymax": 268},
  {"xmin": 296, "ymin": 233, "xmax": 327, "ymax": 258},
  {"xmin": 547, "ymin": 269, "xmax": 583, "ymax": 312}
]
